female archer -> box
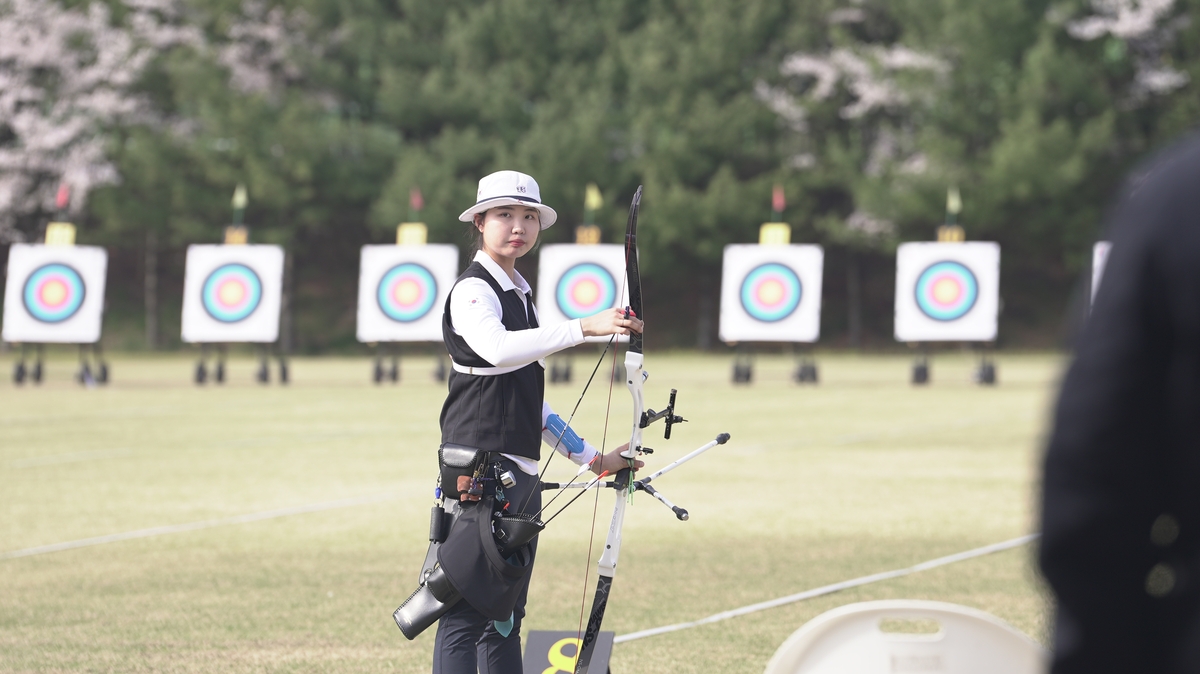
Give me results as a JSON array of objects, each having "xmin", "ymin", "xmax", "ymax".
[{"xmin": 433, "ymin": 170, "xmax": 643, "ymax": 674}]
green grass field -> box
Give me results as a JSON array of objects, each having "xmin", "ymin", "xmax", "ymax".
[{"xmin": 1, "ymin": 351, "xmax": 1058, "ymax": 673}]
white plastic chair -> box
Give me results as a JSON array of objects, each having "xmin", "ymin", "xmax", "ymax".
[{"xmin": 763, "ymin": 600, "xmax": 1047, "ymax": 674}]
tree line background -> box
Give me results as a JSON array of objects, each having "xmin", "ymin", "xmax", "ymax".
[{"xmin": 2, "ymin": 0, "xmax": 1197, "ymax": 352}]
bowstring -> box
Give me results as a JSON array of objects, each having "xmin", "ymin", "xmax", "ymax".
[
  {"xmin": 530, "ymin": 258, "xmax": 632, "ymax": 517},
  {"xmin": 571, "ymin": 304, "xmax": 624, "ymax": 663},
  {"xmin": 572, "ymin": 259, "xmax": 631, "ymax": 658},
  {"xmin": 575, "ymin": 476, "xmax": 602, "ymax": 653},
  {"xmin": 519, "ymin": 334, "xmax": 616, "ymax": 515}
]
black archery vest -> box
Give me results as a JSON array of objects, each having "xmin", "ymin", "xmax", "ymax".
[{"xmin": 439, "ymin": 262, "xmax": 546, "ymax": 459}]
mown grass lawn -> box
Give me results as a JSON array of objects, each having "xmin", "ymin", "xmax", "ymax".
[{"xmin": 0, "ymin": 351, "xmax": 1058, "ymax": 673}]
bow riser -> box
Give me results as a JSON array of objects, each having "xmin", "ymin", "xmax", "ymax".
[{"xmin": 622, "ymin": 351, "xmax": 646, "ymax": 460}]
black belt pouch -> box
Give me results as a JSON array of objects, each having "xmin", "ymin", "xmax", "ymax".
[
  {"xmin": 439, "ymin": 443, "xmax": 486, "ymax": 500},
  {"xmin": 436, "ymin": 496, "xmax": 535, "ymax": 621}
]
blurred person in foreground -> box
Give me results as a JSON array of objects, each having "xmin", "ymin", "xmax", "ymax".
[{"xmin": 1040, "ymin": 131, "xmax": 1200, "ymax": 673}]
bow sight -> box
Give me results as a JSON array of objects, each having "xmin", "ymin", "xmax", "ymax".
[{"xmin": 640, "ymin": 388, "xmax": 686, "ymax": 441}]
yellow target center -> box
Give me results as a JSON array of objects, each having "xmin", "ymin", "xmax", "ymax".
[
  {"xmin": 218, "ymin": 281, "xmax": 246, "ymax": 306},
  {"xmin": 757, "ymin": 280, "xmax": 785, "ymax": 305},
  {"xmin": 41, "ymin": 280, "xmax": 68, "ymax": 306},
  {"xmin": 932, "ymin": 278, "xmax": 961, "ymax": 304},
  {"xmin": 395, "ymin": 279, "xmax": 421, "ymax": 305},
  {"xmin": 573, "ymin": 280, "xmax": 600, "ymax": 306}
]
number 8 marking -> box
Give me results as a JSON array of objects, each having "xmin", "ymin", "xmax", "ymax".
[{"xmin": 542, "ymin": 637, "xmax": 582, "ymax": 674}]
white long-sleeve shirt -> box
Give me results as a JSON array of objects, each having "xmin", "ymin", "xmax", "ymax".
[{"xmin": 449, "ymin": 250, "xmax": 599, "ymax": 474}]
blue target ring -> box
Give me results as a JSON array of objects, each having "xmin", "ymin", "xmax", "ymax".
[
  {"xmin": 202, "ymin": 263, "xmax": 263, "ymax": 323},
  {"xmin": 23, "ymin": 263, "xmax": 86, "ymax": 323},
  {"xmin": 740, "ymin": 263, "xmax": 802, "ymax": 323},
  {"xmin": 556, "ymin": 263, "xmax": 617, "ymax": 319},
  {"xmin": 915, "ymin": 261, "xmax": 978, "ymax": 321},
  {"xmin": 377, "ymin": 263, "xmax": 437, "ymax": 322}
]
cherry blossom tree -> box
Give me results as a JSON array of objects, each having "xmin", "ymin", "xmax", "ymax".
[
  {"xmin": 0, "ymin": 0, "xmax": 314, "ymax": 243},
  {"xmin": 0, "ymin": 0, "xmax": 204, "ymax": 241},
  {"xmin": 1065, "ymin": 0, "xmax": 1189, "ymax": 99}
]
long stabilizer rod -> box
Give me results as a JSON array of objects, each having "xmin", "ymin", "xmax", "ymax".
[{"xmin": 636, "ymin": 433, "xmax": 730, "ymax": 486}]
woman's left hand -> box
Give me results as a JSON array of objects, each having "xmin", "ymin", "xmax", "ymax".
[
  {"xmin": 592, "ymin": 443, "xmax": 645, "ymax": 475},
  {"xmin": 581, "ymin": 308, "xmax": 644, "ymax": 338}
]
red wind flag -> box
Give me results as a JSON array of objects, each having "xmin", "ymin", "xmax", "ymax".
[
  {"xmin": 55, "ymin": 183, "xmax": 71, "ymax": 210},
  {"xmin": 410, "ymin": 187, "xmax": 425, "ymax": 212},
  {"xmin": 772, "ymin": 184, "xmax": 785, "ymax": 214}
]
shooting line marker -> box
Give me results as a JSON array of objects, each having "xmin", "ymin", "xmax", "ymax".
[
  {"xmin": 0, "ymin": 492, "xmax": 397, "ymax": 560},
  {"xmin": 613, "ymin": 533, "xmax": 1039, "ymax": 643}
]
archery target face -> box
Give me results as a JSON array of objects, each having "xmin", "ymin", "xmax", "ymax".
[
  {"xmin": 25, "ymin": 263, "xmax": 86, "ymax": 323},
  {"xmin": 719, "ymin": 244, "xmax": 823, "ymax": 343},
  {"xmin": 914, "ymin": 261, "xmax": 978, "ymax": 321},
  {"xmin": 894, "ymin": 242, "xmax": 1000, "ymax": 342},
  {"xmin": 556, "ymin": 263, "xmax": 617, "ymax": 320},
  {"xmin": 536, "ymin": 244, "xmax": 629, "ymax": 344},
  {"xmin": 202, "ymin": 264, "xmax": 262, "ymax": 322},
  {"xmin": 741, "ymin": 263, "xmax": 802, "ymax": 322},
  {"xmin": 2, "ymin": 244, "xmax": 107, "ymax": 343},
  {"xmin": 357, "ymin": 244, "xmax": 458, "ymax": 342},
  {"xmin": 181, "ymin": 245, "xmax": 284, "ymax": 343},
  {"xmin": 1092, "ymin": 241, "xmax": 1111, "ymax": 304},
  {"xmin": 378, "ymin": 263, "xmax": 437, "ymax": 322}
]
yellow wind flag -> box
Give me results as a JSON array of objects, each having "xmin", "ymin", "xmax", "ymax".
[
  {"xmin": 946, "ymin": 186, "xmax": 962, "ymax": 215},
  {"xmin": 232, "ymin": 183, "xmax": 248, "ymax": 210},
  {"xmin": 584, "ymin": 183, "xmax": 603, "ymax": 211}
]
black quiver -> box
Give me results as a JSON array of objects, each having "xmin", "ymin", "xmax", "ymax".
[
  {"xmin": 394, "ymin": 500, "xmax": 459, "ymax": 640},
  {"xmin": 393, "ymin": 562, "xmax": 461, "ymax": 640},
  {"xmin": 392, "ymin": 497, "xmax": 544, "ymax": 639}
]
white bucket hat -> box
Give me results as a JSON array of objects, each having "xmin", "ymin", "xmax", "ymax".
[{"xmin": 458, "ymin": 170, "xmax": 558, "ymax": 229}]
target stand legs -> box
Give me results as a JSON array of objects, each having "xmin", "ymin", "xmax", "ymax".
[
  {"xmin": 256, "ymin": 345, "xmax": 271, "ymax": 384},
  {"xmin": 371, "ymin": 346, "xmax": 451, "ymax": 385},
  {"xmin": 77, "ymin": 345, "xmax": 93, "ymax": 386},
  {"xmin": 275, "ymin": 341, "xmax": 289, "ymax": 385},
  {"xmin": 253, "ymin": 344, "xmax": 288, "ymax": 384},
  {"xmin": 371, "ymin": 344, "xmax": 383, "ymax": 384},
  {"xmin": 12, "ymin": 346, "xmax": 26, "ymax": 385},
  {"xmin": 195, "ymin": 345, "xmax": 207, "ymax": 384},
  {"xmin": 95, "ymin": 344, "xmax": 109, "ymax": 384},
  {"xmin": 372, "ymin": 345, "xmax": 401, "ymax": 385},
  {"xmin": 911, "ymin": 349, "xmax": 930, "ymax": 385},
  {"xmin": 195, "ymin": 345, "xmax": 229, "ymax": 385},
  {"xmin": 12, "ymin": 343, "xmax": 43, "ymax": 385},
  {"xmin": 216, "ymin": 346, "xmax": 227, "ymax": 383},
  {"xmin": 732, "ymin": 346, "xmax": 753, "ymax": 385},
  {"xmin": 974, "ymin": 348, "xmax": 997, "ymax": 386},
  {"xmin": 792, "ymin": 344, "xmax": 819, "ymax": 384},
  {"xmin": 76, "ymin": 343, "xmax": 108, "ymax": 386}
]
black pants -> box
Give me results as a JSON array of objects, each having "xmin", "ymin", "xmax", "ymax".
[{"xmin": 433, "ymin": 458, "xmax": 541, "ymax": 674}]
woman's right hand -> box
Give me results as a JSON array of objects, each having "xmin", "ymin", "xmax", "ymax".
[
  {"xmin": 580, "ymin": 307, "xmax": 644, "ymax": 338},
  {"xmin": 457, "ymin": 475, "xmax": 482, "ymax": 502}
]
